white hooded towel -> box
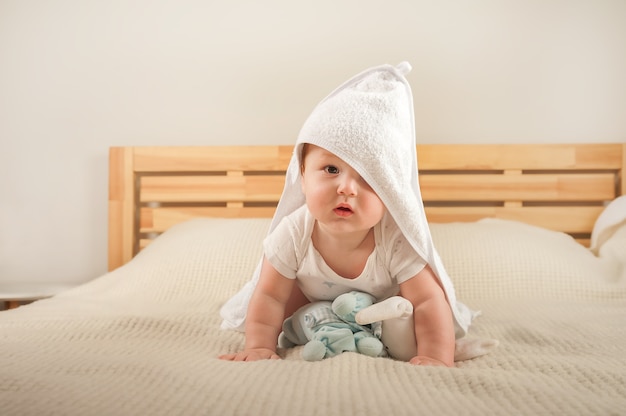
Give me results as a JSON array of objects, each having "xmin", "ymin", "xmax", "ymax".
[{"xmin": 220, "ymin": 62, "xmax": 474, "ymax": 338}]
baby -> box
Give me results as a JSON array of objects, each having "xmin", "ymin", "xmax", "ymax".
[{"xmin": 219, "ymin": 62, "xmax": 475, "ymax": 366}]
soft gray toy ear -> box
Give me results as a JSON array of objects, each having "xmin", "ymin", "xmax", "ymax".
[{"xmin": 278, "ymin": 316, "xmax": 298, "ymax": 348}]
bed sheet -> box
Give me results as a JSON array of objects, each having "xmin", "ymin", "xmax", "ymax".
[{"xmin": 1, "ymin": 218, "xmax": 625, "ymax": 415}]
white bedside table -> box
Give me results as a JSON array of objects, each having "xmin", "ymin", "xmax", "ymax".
[{"xmin": 0, "ymin": 282, "xmax": 75, "ymax": 310}]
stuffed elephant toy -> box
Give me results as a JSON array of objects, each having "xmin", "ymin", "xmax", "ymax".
[{"xmin": 278, "ymin": 291, "xmax": 386, "ymax": 361}]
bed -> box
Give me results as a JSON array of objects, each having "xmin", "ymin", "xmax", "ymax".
[{"xmin": 2, "ymin": 143, "xmax": 625, "ymax": 415}]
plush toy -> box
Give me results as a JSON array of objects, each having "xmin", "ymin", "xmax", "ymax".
[
  {"xmin": 278, "ymin": 291, "xmax": 386, "ymax": 361},
  {"xmin": 280, "ymin": 291, "xmax": 499, "ymax": 362}
]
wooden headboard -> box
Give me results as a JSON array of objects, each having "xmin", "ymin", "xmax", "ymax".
[{"xmin": 109, "ymin": 143, "xmax": 625, "ymax": 271}]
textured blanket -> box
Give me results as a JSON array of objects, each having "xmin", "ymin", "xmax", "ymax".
[{"xmin": 1, "ymin": 217, "xmax": 625, "ymax": 416}]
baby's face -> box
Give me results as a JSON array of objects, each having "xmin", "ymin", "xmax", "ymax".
[{"xmin": 300, "ymin": 144, "xmax": 385, "ymax": 234}]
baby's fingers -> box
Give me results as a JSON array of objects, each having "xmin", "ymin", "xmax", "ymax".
[
  {"xmin": 409, "ymin": 355, "xmax": 450, "ymax": 367},
  {"xmin": 219, "ymin": 349, "xmax": 280, "ymax": 362}
]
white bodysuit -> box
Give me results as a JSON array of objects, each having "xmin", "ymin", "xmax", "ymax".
[{"xmin": 264, "ymin": 205, "xmax": 427, "ymax": 302}]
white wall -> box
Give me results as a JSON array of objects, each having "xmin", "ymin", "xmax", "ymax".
[{"xmin": 1, "ymin": 0, "xmax": 625, "ymax": 285}]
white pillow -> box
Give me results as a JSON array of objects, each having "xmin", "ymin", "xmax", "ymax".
[
  {"xmin": 590, "ymin": 195, "xmax": 626, "ymax": 254},
  {"xmin": 431, "ymin": 219, "xmax": 625, "ymax": 302}
]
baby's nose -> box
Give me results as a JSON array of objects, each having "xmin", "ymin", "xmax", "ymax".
[{"xmin": 337, "ymin": 176, "xmax": 358, "ymax": 196}]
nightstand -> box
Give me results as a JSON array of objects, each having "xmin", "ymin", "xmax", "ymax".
[{"xmin": 0, "ymin": 282, "xmax": 75, "ymax": 310}]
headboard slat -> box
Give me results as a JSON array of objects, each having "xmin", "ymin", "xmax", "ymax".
[
  {"xmin": 419, "ymin": 173, "xmax": 616, "ymax": 201},
  {"xmin": 140, "ymin": 206, "xmax": 278, "ymax": 232},
  {"xmin": 416, "ymin": 143, "xmax": 621, "ymax": 170},
  {"xmin": 425, "ymin": 206, "xmax": 602, "ymax": 233},
  {"xmin": 133, "ymin": 146, "xmax": 292, "ymax": 172},
  {"xmin": 140, "ymin": 175, "xmax": 285, "ymax": 203}
]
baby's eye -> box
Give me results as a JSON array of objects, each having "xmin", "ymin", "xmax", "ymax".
[{"xmin": 324, "ymin": 165, "xmax": 340, "ymax": 174}]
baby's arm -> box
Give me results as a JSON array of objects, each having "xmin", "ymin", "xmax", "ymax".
[
  {"xmin": 219, "ymin": 257, "xmax": 294, "ymax": 362},
  {"xmin": 399, "ymin": 265, "xmax": 455, "ymax": 367}
]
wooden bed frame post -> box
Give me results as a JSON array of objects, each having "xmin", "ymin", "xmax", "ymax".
[
  {"xmin": 621, "ymin": 144, "xmax": 626, "ymax": 196},
  {"xmin": 108, "ymin": 147, "xmax": 136, "ymax": 271}
]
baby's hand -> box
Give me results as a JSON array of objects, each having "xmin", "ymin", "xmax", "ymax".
[
  {"xmin": 409, "ymin": 355, "xmax": 451, "ymax": 367},
  {"xmin": 219, "ymin": 348, "xmax": 281, "ymax": 362}
]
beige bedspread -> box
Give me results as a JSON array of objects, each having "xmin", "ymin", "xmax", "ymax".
[{"xmin": 1, "ymin": 218, "xmax": 625, "ymax": 416}]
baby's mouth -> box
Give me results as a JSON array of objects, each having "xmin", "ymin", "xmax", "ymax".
[{"xmin": 334, "ymin": 205, "xmax": 353, "ymax": 217}]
